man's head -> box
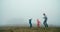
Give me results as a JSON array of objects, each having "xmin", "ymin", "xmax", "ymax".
[{"xmin": 43, "ymin": 13, "xmax": 45, "ymax": 15}]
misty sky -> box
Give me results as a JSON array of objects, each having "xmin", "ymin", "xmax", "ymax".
[{"xmin": 0, "ymin": 0, "xmax": 60, "ymax": 26}]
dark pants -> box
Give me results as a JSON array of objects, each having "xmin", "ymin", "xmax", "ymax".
[
  {"xmin": 29, "ymin": 23, "xmax": 32, "ymax": 28},
  {"xmin": 43, "ymin": 20, "xmax": 48, "ymax": 27}
]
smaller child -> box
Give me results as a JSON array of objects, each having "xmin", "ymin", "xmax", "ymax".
[{"xmin": 37, "ymin": 19, "xmax": 40, "ymax": 28}]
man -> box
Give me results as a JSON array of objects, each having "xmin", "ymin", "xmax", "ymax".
[
  {"xmin": 43, "ymin": 13, "xmax": 48, "ymax": 27},
  {"xmin": 29, "ymin": 18, "xmax": 32, "ymax": 28}
]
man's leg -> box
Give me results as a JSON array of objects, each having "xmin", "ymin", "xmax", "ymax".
[
  {"xmin": 43, "ymin": 22, "xmax": 46, "ymax": 27},
  {"xmin": 46, "ymin": 23, "xmax": 48, "ymax": 27},
  {"xmin": 45, "ymin": 23, "xmax": 48, "ymax": 27}
]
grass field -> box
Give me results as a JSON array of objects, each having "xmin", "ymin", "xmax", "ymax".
[{"xmin": 0, "ymin": 26, "xmax": 60, "ymax": 32}]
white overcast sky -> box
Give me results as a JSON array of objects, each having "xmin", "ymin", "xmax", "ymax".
[{"xmin": 0, "ymin": 0, "xmax": 60, "ymax": 26}]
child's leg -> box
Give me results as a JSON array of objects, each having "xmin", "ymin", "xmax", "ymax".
[{"xmin": 30, "ymin": 23, "xmax": 32, "ymax": 28}]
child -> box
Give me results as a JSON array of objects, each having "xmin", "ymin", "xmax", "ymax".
[
  {"xmin": 37, "ymin": 19, "xmax": 40, "ymax": 28},
  {"xmin": 29, "ymin": 18, "xmax": 32, "ymax": 28}
]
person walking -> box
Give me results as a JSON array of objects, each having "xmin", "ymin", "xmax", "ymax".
[
  {"xmin": 29, "ymin": 18, "xmax": 32, "ymax": 28},
  {"xmin": 43, "ymin": 13, "xmax": 48, "ymax": 27}
]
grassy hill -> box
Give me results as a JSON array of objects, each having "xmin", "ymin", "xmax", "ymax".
[{"xmin": 0, "ymin": 26, "xmax": 60, "ymax": 32}]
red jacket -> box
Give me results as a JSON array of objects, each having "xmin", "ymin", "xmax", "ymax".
[{"xmin": 37, "ymin": 19, "xmax": 40, "ymax": 27}]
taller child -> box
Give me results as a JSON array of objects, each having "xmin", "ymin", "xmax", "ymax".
[{"xmin": 29, "ymin": 18, "xmax": 32, "ymax": 28}]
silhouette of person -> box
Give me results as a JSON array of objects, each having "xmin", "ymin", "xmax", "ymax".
[
  {"xmin": 37, "ymin": 19, "xmax": 40, "ymax": 28},
  {"xmin": 43, "ymin": 13, "xmax": 48, "ymax": 27},
  {"xmin": 29, "ymin": 18, "xmax": 32, "ymax": 28}
]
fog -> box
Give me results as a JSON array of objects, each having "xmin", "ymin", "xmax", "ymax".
[{"xmin": 0, "ymin": 0, "xmax": 60, "ymax": 26}]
